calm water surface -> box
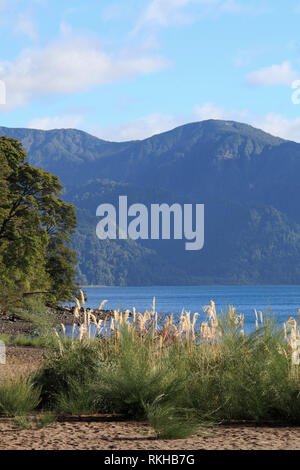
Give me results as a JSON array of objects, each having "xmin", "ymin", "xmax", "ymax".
[{"xmin": 76, "ymin": 285, "xmax": 300, "ymax": 333}]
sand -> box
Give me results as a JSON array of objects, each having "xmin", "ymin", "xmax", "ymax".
[
  {"xmin": 0, "ymin": 417, "xmax": 299, "ymax": 450},
  {"xmin": 0, "ymin": 345, "xmax": 299, "ymax": 451},
  {"xmin": 0, "ymin": 345, "xmax": 44, "ymax": 383}
]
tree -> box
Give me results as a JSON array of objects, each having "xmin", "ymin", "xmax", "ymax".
[{"xmin": 0, "ymin": 136, "xmax": 78, "ymax": 309}]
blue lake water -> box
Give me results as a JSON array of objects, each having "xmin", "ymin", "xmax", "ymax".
[{"xmin": 76, "ymin": 285, "xmax": 300, "ymax": 334}]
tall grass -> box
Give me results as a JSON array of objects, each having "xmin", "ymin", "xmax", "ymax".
[
  {"xmin": 34, "ymin": 340, "xmax": 102, "ymax": 409},
  {"xmin": 12, "ymin": 296, "xmax": 56, "ymax": 344},
  {"xmin": 145, "ymin": 398, "xmax": 200, "ymax": 439},
  {"xmin": 183, "ymin": 312, "xmax": 300, "ymax": 423},
  {"xmin": 93, "ymin": 325, "xmax": 188, "ymax": 419},
  {"xmin": 12, "ymin": 335, "xmax": 47, "ymax": 348},
  {"xmin": 0, "ymin": 377, "xmax": 41, "ymax": 417},
  {"xmin": 0, "ymin": 334, "xmax": 11, "ymax": 345},
  {"xmin": 9, "ymin": 292, "xmax": 300, "ymax": 437}
]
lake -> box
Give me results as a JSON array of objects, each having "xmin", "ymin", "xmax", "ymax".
[{"xmin": 78, "ymin": 285, "xmax": 300, "ymax": 333}]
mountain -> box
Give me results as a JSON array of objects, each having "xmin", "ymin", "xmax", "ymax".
[{"xmin": 1, "ymin": 120, "xmax": 300, "ymax": 285}]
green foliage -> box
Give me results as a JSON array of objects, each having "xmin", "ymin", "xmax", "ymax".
[
  {"xmin": 34, "ymin": 340, "xmax": 102, "ymax": 408},
  {"xmin": 12, "ymin": 335, "xmax": 46, "ymax": 348},
  {"xmin": 14, "ymin": 412, "xmax": 56, "ymax": 429},
  {"xmin": 184, "ymin": 316, "xmax": 300, "ymax": 424},
  {"xmin": 54, "ymin": 378, "xmax": 97, "ymax": 415},
  {"xmin": 31, "ymin": 311, "xmax": 300, "ymax": 432},
  {"xmin": 0, "ymin": 136, "xmax": 78, "ymax": 308},
  {"xmin": 145, "ymin": 399, "xmax": 200, "ymax": 439},
  {"xmin": 0, "ymin": 377, "xmax": 41, "ymax": 417},
  {"xmin": 0, "ymin": 334, "xmax": 11, "ymax": 344},
  {"xmin": 46, "ymin": 238, "xmax": 78, "ymax": 302},
  {"xmin": 2, "ymin": 122, "xmax": 300, "ymax": 285},
  {"xmin": 11, "ymin": 296, "xmax": 58, "ymax": 348},
  {"xmin": 94, "ymin": 327, "xmax": 187, "ymax": 419}
]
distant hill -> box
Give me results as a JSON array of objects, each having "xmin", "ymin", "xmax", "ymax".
[{"xmin": 1, "ymin": 120, "xmax": 300, "ymax": 285}]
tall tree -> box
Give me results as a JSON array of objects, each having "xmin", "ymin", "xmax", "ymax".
[{"xmin": 0, "ymin": 136, "xmax": 78, "ymax": 309}]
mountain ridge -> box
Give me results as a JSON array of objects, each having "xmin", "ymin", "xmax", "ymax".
[
  {"xmin": 0, "ymin": 118, "xmax": 288, "ymax": 144},
  {"xmin": 1, "ymin": 119, "xmax": 300, "ymax": 285}
]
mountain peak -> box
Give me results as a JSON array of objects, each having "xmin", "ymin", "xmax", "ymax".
[
  {"xmin": 146, "ymin": 119, "xmax": 285, "ymax": 146},
  {"xmin": 0, "ymin": 119, "xmax": 294, "ymax": 187}
]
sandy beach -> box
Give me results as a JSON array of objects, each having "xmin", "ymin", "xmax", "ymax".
[
  {"xmin": 0, "ymin": 414, "xmax": 299, "ymax": 450},
  {"xmin": 0, "ymin": 344, "xmax": 299, "ymax": 451}
]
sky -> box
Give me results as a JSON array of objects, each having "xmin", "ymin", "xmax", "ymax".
[{"xmin": 1, "ymin": 0, "xmax": 300, "ymax": 142}]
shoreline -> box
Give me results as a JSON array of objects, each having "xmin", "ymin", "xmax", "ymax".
[
  {"xmin": 80, "ymin": 284, "xmax": 300, "ymax": 287},
  {"xmin": 0, "ymin": 305, "xmax": 115, "ymax": 339}
]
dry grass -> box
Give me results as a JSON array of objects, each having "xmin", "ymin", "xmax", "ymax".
[
  {"xmin": 3, "ymin": 291, "xmax": 299, "ymax": 431},
  {"xmin": 55, "ymin": 292, "xmax": 300, "ymax": 382}
]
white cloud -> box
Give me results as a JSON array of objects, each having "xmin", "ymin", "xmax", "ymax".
[
  {"xmin": 27, "ymin": 114, "xmax": 85, "ymax": 130},
  {"xmin": 134, "ymin": 0, "xmax": 192, "ymax": 32},
  {"xmin": 14, "ymin": 10, "xmax": 38, "ymax": 40},
  {"xmin": 101, "ymin": 3, "xmax": 124, "ymax": 21},
  {"xmin": 254, "ymin": 113, "xmax": 300, "ymax": 142},
  {"xmin": 95, "ymin": 112, "xmax": 181, "ymax": 141},
  {"xmin": 220, "ymin": 0, "xmax": 243, "ymax": 12},
  {"xmin": 294, "ymin": 4, "xmax": 300, "ymax": 13},
  {"xmin": 246, "ymin": 61, "xmax": 298, "ymax": 86},
  {"xmin": 0, "ymin": 34, "xmax": 169, "ymax": 109},
  {"xmin": 220, "ymin": 0, "xmax": 268, "ymax": 14},
  {"xmin": 233, "ymin": 48, "xmax": 267, "ymax": 68},
  {"xmin": 26, "ymin": 101, "xmax": 300, "ymax": 144},
  {"xmin": 59, "ymin": 21, "xmax": 73, "ymax": 36},
  {"xmin": 94, "ymin": 102, "xmax": 248, "ymax": 141},
  {"xmin": 133, "ymin": 0, "xmax": 268, "ymax": 32},
  {"xmin": 91, "ymin": 103, "xmax": 300, "ymax": 143},
  {"xmin": 192, "ymin": 102, "xmax": 248, "ymax": 121}
]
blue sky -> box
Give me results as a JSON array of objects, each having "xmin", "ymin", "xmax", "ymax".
[{"xmin": 1, "ymin": 0, "xmax": 300, "ymax": 141}]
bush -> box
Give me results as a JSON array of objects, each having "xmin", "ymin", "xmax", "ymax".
[
  {"xmin": 145, "ymin": 396, "xmax": 199, "ymax": 439},
  {"xmin": 184, "ymin": 314, "xmax": 300, "ymax": 423},
  {"xmin": 0, "ymin": 377, "xmax": 41, "ymax": 417},
  {"xmin": 34, "ymin": 339, "xmax": 102, "ymax": 410},
  {"xmin": 14, "ymin": 412, "xmax": 57, "ymax": 430},
  {"xmin": 13, "ymin": 335, "xmax": 46, "ymax": 348},
  {"xmin": 0, "ymin": 334, "xmax": 11, "ymax": 345},
  {"xmin": 31, "ymin": 306, "xmax": 300, "ymax": 431},
  {"xmin": 54, "ymin": 377, "xmax": 97, "ymax": 415},
  {"xmin": 94, "ymin": 327, "xmax": 188, "ymax": 419}
]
